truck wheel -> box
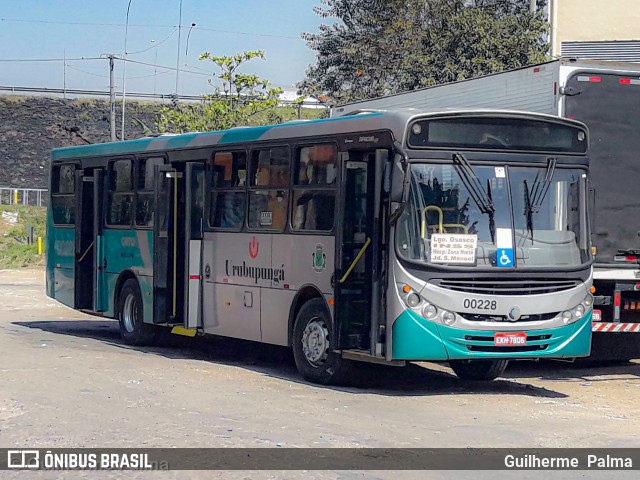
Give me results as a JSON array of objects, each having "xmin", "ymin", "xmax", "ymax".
[
  {"xmin": 449, "ymin": 359, "xmax": 509, "ymax": 381},
  {"xmin": 292, "ymin": 298, "xmax": 351, "ymax": 385},
  {"xmin": 118, "ymin": 278, "xmax": 156, "ymax": 346}
]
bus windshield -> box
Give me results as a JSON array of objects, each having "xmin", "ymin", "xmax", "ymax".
[{"xmin": 396, "ymin": 162, "xmax": 589, "ymax": 269}]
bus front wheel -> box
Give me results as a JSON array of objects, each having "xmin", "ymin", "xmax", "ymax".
[
  {"xmin": 292, "ymin": 298, "xmax": 351, "ymax": 385},
  {"xmin": 117, "ymin": 278, "xmax": 156, "ymax": 346},
  {"xmin": 449, "ymin": 359, "xmax": 509, "ymax": 381}
]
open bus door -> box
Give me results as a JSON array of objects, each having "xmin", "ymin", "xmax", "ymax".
[
  {"xmin": 153, "ymin": 164, "xmax": 177, "ymax": 324},
  {"xmin": 184, "ymin": 162, "xmax": 205, "ymax": 329},
  {"xmin": 93, "ymin": 169, "xmax": 106, "ymax": 311},
  {"xmin": 335, "ymin": 149, "xmax": 386, "ymax": 354},
  {"xmin": 74, "ymin": 168, "xmax": 96, "ymax": 311}
]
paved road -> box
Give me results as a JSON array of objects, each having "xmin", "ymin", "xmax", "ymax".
[{"xmin": 0, "ymin": 269, "xmax": 638, "ymax": 479}]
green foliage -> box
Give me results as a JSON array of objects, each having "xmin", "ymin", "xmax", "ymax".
[
  {"xmin": 156, "ymin": 50, "xmax": 289, "ymax": 133},
  {"xmin": 0, "ymin": 206, "xmax": 46, "ymax": 268},
  {"xmin": 299, "ymin": 0, "xmax": 550, "ymax": 104}
]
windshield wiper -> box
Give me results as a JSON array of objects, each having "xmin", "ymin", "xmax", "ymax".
[
  {"xmin": 452, "ymin": 153, "xmax": 495, "ymax": 242},
  {"xmin": 524, "ymin": 157, "xmax": 557, "ymax": 242}
]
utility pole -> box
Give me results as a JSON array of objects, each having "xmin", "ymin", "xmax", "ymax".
[
  {"xmin": 63, "ymin": 49, "xmax": 67, "ymax": 99},
  {"xmin": 101, "ymin": 54, "xmax": 118, "ymax": 141},
  {"xmin": 175, "ymin": 0, "xmax": 183, "ymax": 98}
]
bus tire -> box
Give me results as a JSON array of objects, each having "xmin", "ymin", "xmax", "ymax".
[
  {"xmin": 117, "ymin": 278, "xmax": 156, "ymax": 346},
  {"xmin": 449, "ymin": 359, "xmax": 509, "ymax": 381},
  {"xmin": 292, "ymin": 298, "xmax": 351, "ymax": 385}
]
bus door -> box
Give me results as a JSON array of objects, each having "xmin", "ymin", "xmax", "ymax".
[
  {"xmin": 335, "ymin": 150, "xmax": 384, "ymax": 352},
  {"xmin": 93, "ymin": 169, "xmax": 106, "ymax": 311},
  {"xmin": 184, "ymin": 162, "xmax": 205, "ymax": 329},
  {"xmin": 153, "ymin": 164, "xmax": 178, "ymax": 324},
  {"xmin": 74, "ymin": 168, "xmax": 96, "ymax": 311}
]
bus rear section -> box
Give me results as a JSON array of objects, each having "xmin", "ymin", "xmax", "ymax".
[{"xmin": 562, "ymin": 69, "xmax": 640, "ymax": 360}]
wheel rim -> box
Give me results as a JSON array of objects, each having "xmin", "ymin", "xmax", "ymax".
[
  {"xmin": 301, "ymin": 317, "xmax": 330, "ymax": 366},
  {"xmin": 122, "ymin": 293, "xmax": 137, "ymax": 333}
]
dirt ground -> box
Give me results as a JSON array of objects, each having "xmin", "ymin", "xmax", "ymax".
[{"xmin": 1, "ymin": 268, "xmax": 638, "ymax": 479}]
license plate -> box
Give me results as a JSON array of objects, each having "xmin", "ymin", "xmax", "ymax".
[
  {"xmin": 494, "ymin": 332, "xmax": 527, "ymax": 346},
  {"xmin": 592, "ymin": 309, "xmax": 602, "ymax": 321}
]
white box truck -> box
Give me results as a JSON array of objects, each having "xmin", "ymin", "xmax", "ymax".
[{"xmin": 333, "ymin": 58, "xmax": 640, "ymax": 360}]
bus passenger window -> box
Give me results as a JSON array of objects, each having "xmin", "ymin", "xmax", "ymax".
[
  {"xmin": 248, "ymin": 190, "xmax": 288, "ymax": 230},
  {"xmin": 135, "ymin": 157, "xmax": 164, "ymax": 227},
  {"xmin": 292, "ymin": 190, "xmax": 335, "ymax": 231},
  {"xmin": 295, "ymin": 145, "xmax": 337, "ymax": 185},
  {"xmin": 209, "ymin": 151, "xmax": 247, "ymax": 230},
  {"xmin": 106, "ymin": 159, "xmax": 133, "ymax": 226},
  {"xmin": 291, "ymin": 144, "xmax": 337, "ymax": 232},
  {"xmin": 51, "ymin": 164, "xmax": 76, "ymax": 225},
  {"xmin": 246, "ymin": 147, "xmax": 290, "ymax": 231}
]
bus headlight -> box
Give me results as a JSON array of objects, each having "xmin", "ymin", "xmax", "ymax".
[
  {"xmin": 562, "ymin": 294, "xmax": 594, "ymax": 325},
  {"xmin": 442, "ymin": 311, "xmax": 456, "ymax": 326},
  {"xmin": 423, "ymin": 303, "xmax": 438, "ymax": 319},
  {"xmin": 406, "ymin": 292, "xmax": 421, "ymax": 308},
  {"xmin": 583, "ymin": 293, "xmax": 594, "ymax": 308}
]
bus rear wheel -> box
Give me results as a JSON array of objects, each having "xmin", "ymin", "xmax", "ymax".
[
  {"xmin": 292, "ymin": 298, "xmax": 351, "ymax": 385},
  {"xmin": 449, "ymin": 359, "xmax": 509, "ymax": 381},
  {"xmin": 117, "ymin": 278, "xmax": 156, "ymax": 346}
]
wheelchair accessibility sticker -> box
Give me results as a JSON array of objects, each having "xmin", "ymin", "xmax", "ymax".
[
  {"xmin": 497, "ymin": 248, "xmax": 514, "ymax": 267},
  {"xmin": 496, "ymin": 228, "xmax": 514, "ymax": 268}
]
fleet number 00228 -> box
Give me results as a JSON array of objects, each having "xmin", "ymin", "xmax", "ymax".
[{"xmin": 463, "ymin": 298, "xmax": 497, "ymax": 310}]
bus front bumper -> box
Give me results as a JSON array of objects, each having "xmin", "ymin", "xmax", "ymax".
[{"xmin": 391, "ymin": 309, "xmax": 592, "ymax": 360}]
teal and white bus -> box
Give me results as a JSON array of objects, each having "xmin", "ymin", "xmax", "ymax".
[{"xmin": 46, "ymin": 109, "xmax": 593, "ymax": 383}]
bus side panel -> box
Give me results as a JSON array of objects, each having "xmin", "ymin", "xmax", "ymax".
[
  {"xmin": 47, "ymin": 224, "xmax": 76, "ymax": 308},
  {"xmin": 271, "ymin": 234, "xmax": 335, "ymax": 294},
  {"xmin": 265, "ymin": 234, "xmax": 335, "ymax": 345},
  {"xmin": 201, "ymin": 232, "xmax": 270, "ymax": 341},
  {"xmin": 102, "ymin": 228, "xmax": 154, "ymax": 319},
  {"xmin": 260, "ymin": 289, "xmax": 297, "ymax": 346}
]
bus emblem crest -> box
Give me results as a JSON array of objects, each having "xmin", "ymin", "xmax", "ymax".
[
  {"xmin": 249, "ymin": 236, "xmax": 259, "ymax": 259},
  {"xmin": 312, "ymin": 244, "xmax": 326, "ymax": 273}
]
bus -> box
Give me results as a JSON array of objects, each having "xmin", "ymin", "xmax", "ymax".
[
  {"xmin": 333, "ymin": 59, "xmax": 640, "ymax": 361},
  {"xmin": 46, "ymin": 109, "xmax": 593, "ymax": 384}
]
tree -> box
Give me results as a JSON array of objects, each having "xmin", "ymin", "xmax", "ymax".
[
  {"xmin": 156, "ymin": 50, "xmax": 285, "ymax": 133},
  {"xmin": 299, "ymin": 0, "xmax": 549, "ymax": 105}
]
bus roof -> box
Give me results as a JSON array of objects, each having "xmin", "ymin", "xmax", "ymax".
[{"xmin": 50, "ymin": 108, "xmax": 586, "ymax": 161}]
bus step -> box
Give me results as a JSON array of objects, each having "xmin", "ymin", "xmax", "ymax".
[{"xmin": 170, "ymin": 326, "xmax": 198, "ymax": 337}]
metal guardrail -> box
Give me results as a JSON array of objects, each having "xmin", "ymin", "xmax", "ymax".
[{"xmin": 0, "ymin": 187, "xmax": 48, "ymax": 207}]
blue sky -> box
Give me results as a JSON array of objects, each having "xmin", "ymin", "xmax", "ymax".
[{"xmin": 0, "ymin": 0, "xmax": 325, "ymax": 97}]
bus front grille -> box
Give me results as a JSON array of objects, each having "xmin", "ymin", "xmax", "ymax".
[
  {"xmin": 460, "ymin": 312, "xmax": 559, "ymax": 322},
  {"xmin": 434, "ymin": 278, "xmax": 580, "ymax": 295},
  {"xmin": 466, "ymin": 345, "xmax": 549, "ymax": 353}
]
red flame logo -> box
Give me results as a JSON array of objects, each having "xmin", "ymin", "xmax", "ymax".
[{"xmin": 249, "ymin": 236, "xmax": 259, "ymax": 259}]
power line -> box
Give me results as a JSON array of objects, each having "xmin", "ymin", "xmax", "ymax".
[
  {"xmin": 0, "ymin": 57, "xmax": 102, "ymax": 62},
  {"xmin": 127, "ymin": 28, "xmax": 177, "ymax": 54},
  {"xmin": 0, "ymin": 17, "xmax": 301, "ymax": 39},
  {"xmin": 65, "ymin": 64, "xmax": 109, "ymax": 78},
  {"xmin": 129, "ymin": 69, "xmax": 174, "ymax": 80},
  {"xmin": 123, "ymin": 58, "xmax": 212, "ymax": 77}
]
